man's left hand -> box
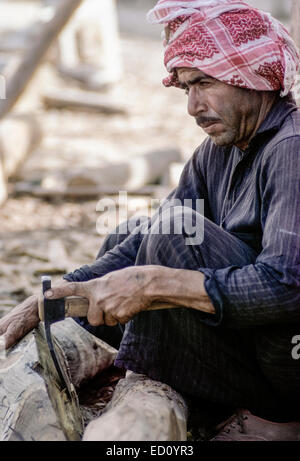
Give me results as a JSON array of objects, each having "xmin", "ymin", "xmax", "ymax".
[{"xmin": 44, "ymin": 267, "xmax": 153, "ymax": 327}]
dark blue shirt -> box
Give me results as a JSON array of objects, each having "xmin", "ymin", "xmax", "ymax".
[{"xmin": 64, "ymin": 95, "xmax": 300, "ymax": 328}]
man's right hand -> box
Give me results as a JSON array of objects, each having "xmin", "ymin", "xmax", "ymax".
[{"xmin": 0, "ymin": 294, "xmax": 40, "ymax": 350}]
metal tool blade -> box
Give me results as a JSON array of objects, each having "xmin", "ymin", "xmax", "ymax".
[{"xmin": 41, "ymin": 275, "xmax": 70, "ymax": 397}]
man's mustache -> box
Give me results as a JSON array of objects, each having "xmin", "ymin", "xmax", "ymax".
[{"xmin": 196, "ymin": 117, "xmax": 221, "ymax": 126}]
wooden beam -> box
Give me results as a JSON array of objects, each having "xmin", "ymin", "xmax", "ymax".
[{"xmin": 0, "ymin": 0, "xmax": 83, "ymax": 120}]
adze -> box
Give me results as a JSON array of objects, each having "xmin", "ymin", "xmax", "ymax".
[{"xmin": 38, "ymin": 275, "xmax": 179, "ymax": 393}]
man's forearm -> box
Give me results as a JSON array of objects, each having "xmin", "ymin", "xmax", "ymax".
[{"xmin": 142, "ymin": 265, "xmax": 215, "ymax": 314}]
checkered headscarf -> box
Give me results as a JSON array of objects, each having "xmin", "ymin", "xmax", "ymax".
[{"xmin": 147, "ymin": 0, "xmax": 299, "ymax": 96}]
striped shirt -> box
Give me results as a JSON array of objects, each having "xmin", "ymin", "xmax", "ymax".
[
  {"xmin": 171, "ymin": 94, "xmax": 300, "ymax": 327},
  {"xmin": 65, "ymin": 95, "xmax": 300, "ymax": 328}
]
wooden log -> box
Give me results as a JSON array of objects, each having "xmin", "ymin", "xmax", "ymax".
[
  {"xmin": 38, "ymin": 319, "xmax": 118, "ymax": 389},
  {"xmin": 40, "ymin": 148, "xmax": 181, "ymax": 192},
  {"xmin": 0, "ymin": 0, "xmax": 83, "ymax": 120},
  {"xmin": 0, "ymin": 329, "xmax": 67, "ymax": 441},
  {"xmin": 82, "ymin": 371, "xmax": 188, "ymax": 441},
  {"xmin": 0, "ymin": 318, "xmax": 117, "ymax": 441},
  {"xmin": 10, "ymin": 182, "xmax": 172, "ymax": 200},
  {"xmin": 42, "ymin": 88, "xmax": 127, "ymax": 115}
]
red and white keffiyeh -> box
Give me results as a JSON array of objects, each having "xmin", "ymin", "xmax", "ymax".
[{"xmin": 147, "ymin": 0, "xmax": 299, "ymax": 96}]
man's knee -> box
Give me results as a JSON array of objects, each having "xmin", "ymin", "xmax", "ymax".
[
  {"xmin": 96, "ymin": 216, "xmax": 149, "ymax": 259},
  {"xmin": 136, "ymin": 206, "xmax": 204, "ymax": 266},
  {"xmin": 148, "ymin": 205, "xmax": 204, "ymax": 244}
]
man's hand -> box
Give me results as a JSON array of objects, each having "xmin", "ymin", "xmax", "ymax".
[
  {"xmin": 0, "ymin": 265, "xmax": 214, "ymax": 348},
  {"xmin": 44, "ymin": 266, "xmax": 215, "ymax": 327},
  {"xmin": 44, "ymin": 267, "xmax": 153, "ymax": 327}
]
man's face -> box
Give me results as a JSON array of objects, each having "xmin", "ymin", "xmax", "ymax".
[{"xmin": 177, "ymin": 68, "xmax": 262, "ymax": 149}]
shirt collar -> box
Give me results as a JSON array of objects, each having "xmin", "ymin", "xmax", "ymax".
[
  {"xmin": 240, "ymin": 94, "xmax": 298, "ymax": 155},
  {"xmin": 255, "ymin": 94, "xmax": 298, "ymax": 136}
]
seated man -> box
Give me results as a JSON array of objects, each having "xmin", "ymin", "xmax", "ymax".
[{"xmin": 1, "ymin": 0, "xmax": 300, "ymax": 441}]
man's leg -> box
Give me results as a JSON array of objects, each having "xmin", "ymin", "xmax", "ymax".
[
  {"xmin": 114, "ymin": 207, "xmax": 300, "ymax": 421},
  {"xmin": 75, "ymin": 217, "xmax": 149, "ymax": 349}
]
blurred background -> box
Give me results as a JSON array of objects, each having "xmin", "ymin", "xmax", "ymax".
[{"xmin": 0, "ymin": 0, "xmax": 297, "ymax": 317}]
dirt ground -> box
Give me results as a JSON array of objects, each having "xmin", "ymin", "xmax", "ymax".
[{"xmin": 0, "ymin": 6, "xmax": 207, "ymax": 318}]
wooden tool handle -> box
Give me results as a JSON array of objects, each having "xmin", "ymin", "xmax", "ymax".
[
  {"xmin": 64, "ymin": 297, "xmax": 178, "ymax": 317},
  {"xmin": 39, "ymin": 296, "xmax": 179, "ymax": 321},
  {"xmin": 38, "ymin": 296, "xmax": 90, "ymax": 322},
  {"xmin": 65, "ymin": 296, "xmax": 89, "ymax": 317}
]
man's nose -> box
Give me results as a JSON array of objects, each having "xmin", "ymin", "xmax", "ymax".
[{"xmin": 187, "ymin": 87, "xmax": 208, "ymax": 117}]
